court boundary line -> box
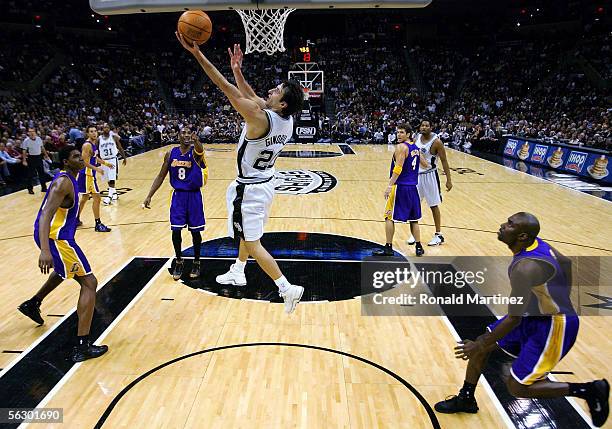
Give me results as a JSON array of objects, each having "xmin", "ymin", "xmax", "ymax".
[
  {"xmin": 0, "ymin": 257, "xmax": 136, "ymax": 380},
  {"xmin": 30, "ymin": 257, "xmax": 170, "ymax": 420}
]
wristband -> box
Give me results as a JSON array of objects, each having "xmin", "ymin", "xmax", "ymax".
[{"xmin": 393, "ymin": 165, "xmax": 403, "ymax": 175}]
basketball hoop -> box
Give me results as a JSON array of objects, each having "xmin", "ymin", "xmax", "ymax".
[{"xmin": 235, "ymin": 8, "xmax": 295, "ymax": 55}]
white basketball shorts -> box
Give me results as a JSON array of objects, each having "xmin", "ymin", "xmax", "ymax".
[
  {"xmin": 101, "ymin": 157, "xmax": 117, "ymax": 182},
  {"xmin": 226, "ymin": 178, "xmax": 275, "ymax": 242},
  {"xmin": 417, "ymin": 169, "xmax": 442, "ymax": 207}
]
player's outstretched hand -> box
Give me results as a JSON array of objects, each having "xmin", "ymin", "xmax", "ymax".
[
  {"xmin": 228, "ymin": 43, "xmax": 243, "ymax": 70},
  {"xmin": 175, "ymin": 31, "xmax": 200, "ymax": 55},
  {"xmin": 454, "ymin": 339, "xmax": 482, "ymax": 360},
  {"xmin": 38, "ymin": 249, "xmax": 53, "ymax": 275},
  {"xmin": 446, "ymin": 179, "xmax": 453, "ymax": 192},
  {"xmin": 142, "ymin": 196, "xmax": 152, "ymax": 209}
]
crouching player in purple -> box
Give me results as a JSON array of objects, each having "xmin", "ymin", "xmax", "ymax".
[
  {"xmin": 435, "ymin": 212, "xmax": 609, "ymax": 428},
  {"xmin": 18, "ymin": 145, "xmax": 108, "ymax": 362},
  {"xmin": 143, "ymin": 127, "xmax": 208, "ymax": 280},
  {"xmin": 373, "ymin": 123, "xmax": 426, "ymax": 257}
]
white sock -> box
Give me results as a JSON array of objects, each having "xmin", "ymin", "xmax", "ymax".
[
  {"xmin": 234, "ymin": 258, "xmax": 246, "ymax": 272},
  {"xmin": 108, "ymin": 187, "xmax": 115, "ymax": 197},
  {"xmin": 274, "ymin": 275, "xmax": 291, "ymax": 292}
]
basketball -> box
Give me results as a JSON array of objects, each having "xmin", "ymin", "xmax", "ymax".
[{"xmin": 177, "ymin": 10, "xmax": 212, "ymax": 45}]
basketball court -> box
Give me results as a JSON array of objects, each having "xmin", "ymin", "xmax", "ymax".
[
  {"xmin": 0, "ymin": 0, "xmax": 610, "ymax": 427},
  {"xmin": 0, "ymin": 143, "xmax": 610, "ymax": 428}
]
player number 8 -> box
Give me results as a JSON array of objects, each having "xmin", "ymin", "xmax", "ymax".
[{"xmin": 178, "ymin": 167, "xmax": 186, "ymax": 180}]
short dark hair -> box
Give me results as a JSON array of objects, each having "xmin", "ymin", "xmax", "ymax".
[
  {"xmin": 420, "ymin": 119, "xmax": 431, "ymax": 127},
  {"xmin": 397, "ymin": 123, "xmax": 412, "ymax": 133},
  {"xmin": 280, "ymin": 80, "xmax": 304, "ymax": 117},
  {"xmin": 59, "ymin": 144, "xmax": 77, "ymax": 167}
]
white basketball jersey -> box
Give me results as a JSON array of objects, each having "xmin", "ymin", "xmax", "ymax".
[
  {"xmin": 98, "ymin": 132, "xmax": 118, "ymax": 160},
  {"xmin": 236, "ymin": 109, "xmax": 294, "ymax": 184},
  {"xmin": 415, "ymin": 132, "xmax": 438, "ymax": 173}
]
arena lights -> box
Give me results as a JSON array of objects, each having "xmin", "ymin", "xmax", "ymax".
[{"xmin": 108, "ymin": 27, "xmax": 112, "ymax": 31}]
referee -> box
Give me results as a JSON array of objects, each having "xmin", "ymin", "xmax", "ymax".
[{"xmin": 22, "ymin": 128, "xmax": 52, "ymax": 194}]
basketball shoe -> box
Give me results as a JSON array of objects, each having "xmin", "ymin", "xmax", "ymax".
[
  {"xmin": 172, "ymin": 259, "xmax": 184, "ymax": 281},
  {"xmin": 18, "ymin": 299, "xmax": 44, "ymax": 325},
  {"xmin": 95, "ymin": 222, "xmax": 111, "ymax": 232},
  {"xmin": 71, "ymin": 342, "xmax": 108, "ymax": 362},
  {"xmin": 428, "ymin": 233, "xmax": 444, "ymax": 246},
  {"xmin": 279, "ymin": 284, "xmax": 304, "ymax": 314},
  {"xmin": 434, "ymin": 394, "xmax": 479, "ymax": 414},
  {"xmin": 190, "ymin": 260, "xmax": 201, "ymax": 279},
  {"xmin": 216, "ymin": 264, "xmax": 247, "ymax": 286}
]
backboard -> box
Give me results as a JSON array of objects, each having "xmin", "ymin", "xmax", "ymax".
[
  {"xmin": 288, "ymin": 62, "xmax": 324, "ymax": 99},
  {"xmin": 90, "ymin": 0, "xmax": 431, "ymax": 14}
]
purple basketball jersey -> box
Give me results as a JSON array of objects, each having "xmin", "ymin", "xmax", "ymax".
[
  {"xmin": 169, "ymin": 146, "xmax": 204, "ymax": 191},
  {"xmin": 390, "ymin": 142, "xmax": 420, "ymax": 186}
]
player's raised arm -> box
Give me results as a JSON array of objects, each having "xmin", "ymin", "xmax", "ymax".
[
  {"xmin": 143, "ymin": 151, "xmax": 171, "ymax": 208},
  {"xmin": 176, "ymin": 32, "xmax": 264, "ymax": 123},
  {"xmin": 228, "ymin": 44, "xmax": 267, "ymax": 109}
]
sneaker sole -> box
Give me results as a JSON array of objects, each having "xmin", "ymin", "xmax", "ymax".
[
  {"xmin": 286, "ymin": 286, "xmax": 304, "ymax": 314},
  {"xmin": 434, "ymin": 405, "xmax": 479, "ymax": 414},
  {"xmin": 72, "ymin": 348, "xmax": 109, "ymax": 362},
  {"xmin": 215, "ymin": 277, "xmax": 247, "ymax": 286}
]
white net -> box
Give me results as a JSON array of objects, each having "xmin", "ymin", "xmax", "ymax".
[{"xmin": 236, "ymin": 8, "xmax": 295, "ymax": 56}]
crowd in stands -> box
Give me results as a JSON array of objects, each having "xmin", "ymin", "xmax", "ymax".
[
  {"xmin": 0, "ymin": 31, "xmax": 52, "ymax": 82},
  {"xmin": 0, "ymin": 22, "xmax": 610, "ymax": 190}
]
